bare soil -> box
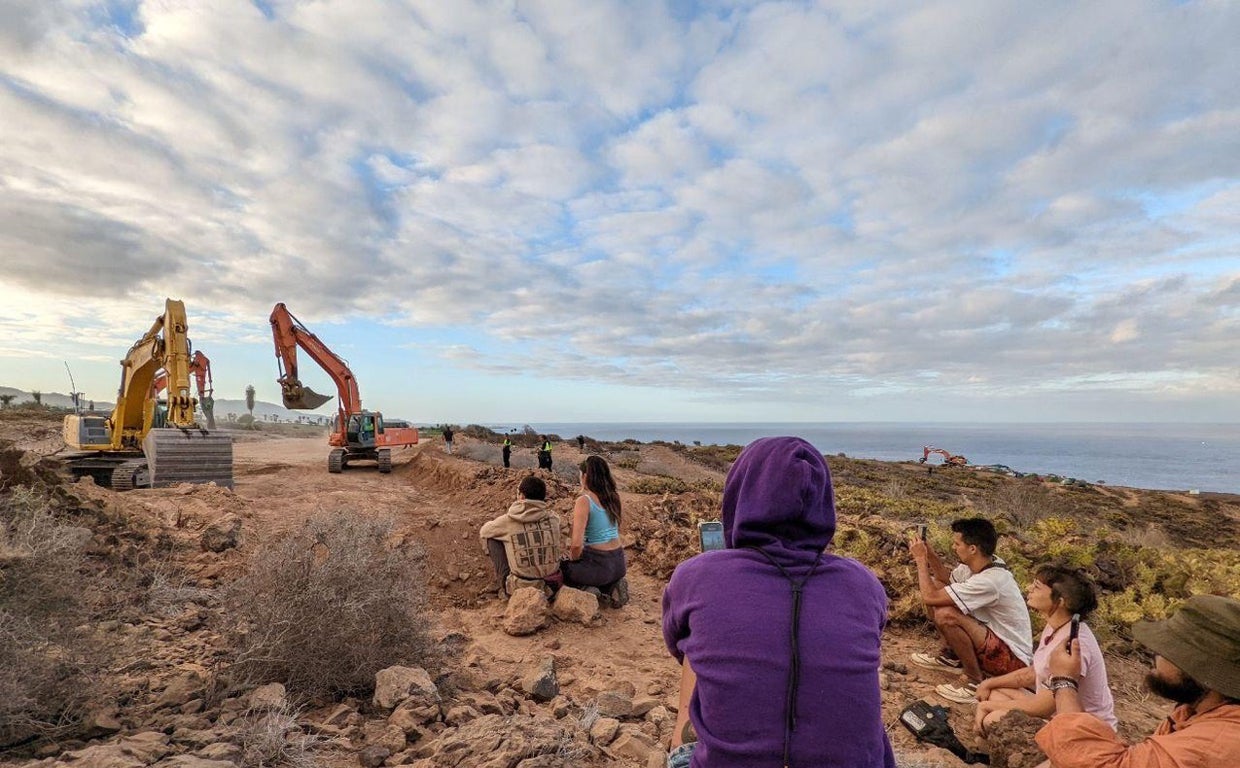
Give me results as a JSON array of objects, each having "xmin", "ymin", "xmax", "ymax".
[{"xmin": 4, "ymin": 409, "xmax": 1232, "ymax": 767}]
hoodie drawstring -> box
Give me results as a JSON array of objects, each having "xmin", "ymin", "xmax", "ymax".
[{"xmin": 749, "ymin": 546, "xmax": 824, "ymax": 768}]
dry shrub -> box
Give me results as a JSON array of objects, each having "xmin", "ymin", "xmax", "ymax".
[
  {"xmin": 236, "ymin": 703, "xmax": 323, "ymax": 768},
  {"xmin": 0, "ymin": 487, "xmax": 98, "ymax": 746},
  {"xmin": 223, "ymin": 512, "xmax": 432, "ymax": 699},
  {"xmin": 628, "ymin": 475, "xmax": 689, "ymax": 495}
]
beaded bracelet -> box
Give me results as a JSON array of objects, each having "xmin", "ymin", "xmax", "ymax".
[{"xmin": 1049, "ymin": 677, "xmax": 1079, "ymax": 692}]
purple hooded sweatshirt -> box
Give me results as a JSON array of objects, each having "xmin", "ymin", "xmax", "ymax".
[{"xmin": 663, "ymin": 437, "xmax": 895, "ymax": 768}]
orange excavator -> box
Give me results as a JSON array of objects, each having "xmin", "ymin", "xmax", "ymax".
[
  {"xmin": 150, "ymin": 351, "xmax": 215, "ymax": 430},
  {"xmin": 269, "ymin": 303, "xmax": 418, "ymax": 474},
  {"xmin": 920, "ymin": 446, "xmax": 968, "ymax": 467}
]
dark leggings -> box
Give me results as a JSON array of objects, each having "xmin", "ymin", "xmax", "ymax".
[{"xmin": 561, "ymin": 546, "xmax": 626, "ymax": 589}]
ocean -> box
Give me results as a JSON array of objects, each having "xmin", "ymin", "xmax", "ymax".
[{"xmin": 510, "ymin": 422, "xmax": 1240, "ymax": 495}]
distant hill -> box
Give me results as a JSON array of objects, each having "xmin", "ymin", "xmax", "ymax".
[{"xmin": 0, "ymin": 386, "xmax": 326, "ymax": 423}]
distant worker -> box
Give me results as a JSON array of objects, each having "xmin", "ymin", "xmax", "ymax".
[
  {"xmin": 502, "ymin": 436, "xmax": 512, "ymax": 468},
  {"xmin": 908, "ymin": 518, "xmax": 1033, "ymax": 702},
  {"xmin": 973, "ymin": 564, "xmax": 1115, "ymax": 734},
  {"xmin": 479, "ymin": 475, "xmax": 562, "ymax": 597},
  {"xmin": 561, "ymin": 456, "xmax": 628, "ymax": 607},
  {"xmin": 538, "ymin": 435, "xmax": 553, "ymax": 470},
  {"xmin": 577, "ymin": 434, "xmax": 585, "ymax": 450},
  {"xmin": 1036, "ymin": 594, "xmax": 1240, "ymax": 768},
  {"xmin": 663, "ymin": 437, "xmax": 895, "ymax": 767},
  {"xmin": 442, "ymin": 424, "xmax": 454, "ymax": 454}
]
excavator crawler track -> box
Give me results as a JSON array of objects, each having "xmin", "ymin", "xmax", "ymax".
[
  {"xmin": 110, "ymin": 459, "xmax": 151, "ymax": 491},
  {"xmin": 377, "ymin": 449, "xmax": 392, "ymax": 474},
  {"xmin": 142, "ymin": 429, "xmax": 234, "ymax": 489},
  {"xmin": 328, "ymin": 448, "xmax": 345, "ymax": 473}
]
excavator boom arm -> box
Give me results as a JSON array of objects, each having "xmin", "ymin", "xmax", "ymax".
[{"xmin": 269, "ymin": 303, "xmax": 359, "ymax": 414}]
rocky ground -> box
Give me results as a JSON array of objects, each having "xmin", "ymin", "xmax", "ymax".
[{"xmin": 3, "ymin": 408, "xmax": 1238, "ymax": 768}]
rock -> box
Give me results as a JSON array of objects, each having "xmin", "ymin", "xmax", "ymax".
[
  {"xmin": 83, "ymin": 707, "xmax": 123, "ymax": 737},
  {"xmin": 358, "ymin": 745, "xmax": 390, "ymax": 768},
  {"xmin": 60, "ymin": 732, "xmax": 171, "ymax": 768},
  {"xmin": 985, "ymin": 710, "xmax": 1047, "ymax": 768},
  {"xmin": 156, "ymin": 673, "xmax": 204, "ymax": 709},
  {"xmin": 374, "ymin": 666, "xmax": 439, "ymax": 711},
  {"xmin": 645, "ymin": 706, "xmax": 671, "ymax": 727},
  {"xmin": 193, "ymin": 744, "xmax": 241, "ymax": 762},
  {"xmin": 503, "ymin": 588, "xmax": 551, "ymax": 636},
  {"xmin": 420, "ymin": 714, "xmax": 591, "ymax": 766},
  {"xmin": 879, "ymin": 672, "xmax": 890, "ymax": 690},
  {"xmin": 153, "ymin": 757, "xmax": 237, "ymax": 768},
  {"xmin": 247, "ymin": 682, "xmax": 287, "ymax": 711},
  {"xmin": 200, "ymin": 515, "xmax": 241, "ymax": 552},
  {"xmin": 322, "ymin": 702, "xmax": 360, "ymax": 727},
  {"xmin": 609, "ymin": 728, "xmax": 658, "ymax": 762},
  {"xmin": 551, "ymin": 587, "xmax": 600, "ymax": 625},
  {"xmin": 630, "ymin": 697, "xmax": 659, "ymax": 717},
  {"xmin": 387, "ymin": 707, "xmax": 431, "ymax": 741},
  {"xmin": 443, "ymin": 705, "xmax": 479, "ymax": 726},
  {"xmin": 595, "ymin": 690, "xmax": 633, "ymax": 719},
  {"xmin": 589, "ymin": 717, "xmax": 620, "ymax": 745},
  {"xmin": 521, "ymin": 657, "xmax": 559, "ymax": 703},
  {"xmin": 375, "ymin": 724, "xmax": 409, "ymax": 754}
]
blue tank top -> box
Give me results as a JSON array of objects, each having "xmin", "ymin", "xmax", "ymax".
[{"xmin": 584, "ymin": 497, "xmax": 619, "ymax": 544}]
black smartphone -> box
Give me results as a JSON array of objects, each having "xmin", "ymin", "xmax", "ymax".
[
  {"xmin": 698, "ymin": 521, "xmax": 725, "ymax": 552},
  {"xmin": 1067, "ymin": 613, "xmax": 1081, "ymax": 654},
  {"xmin": 916, "ymin": 524, "xmax": 928, "ymax": 541}
]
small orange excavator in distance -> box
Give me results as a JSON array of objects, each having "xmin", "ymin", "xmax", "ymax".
[
  {"xmin": 269, "ymin": 303, "xmax": 418, "ymax": 474},
  {"xmin": 920, "ymin": 446, "xmax": 968, "ymax": 467},
  {"xmin": 150, "ymin": 350, "xmax": 216, "ymax": 430}
]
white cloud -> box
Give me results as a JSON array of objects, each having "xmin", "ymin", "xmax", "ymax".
[{"xmin": 1, "ymin": 0, "xmax": 1238, "ymax": 420}]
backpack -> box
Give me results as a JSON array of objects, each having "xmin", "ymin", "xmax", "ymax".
[{"xmin": 899, "ymin": 700, "xmax": 990, "ymax": 764}]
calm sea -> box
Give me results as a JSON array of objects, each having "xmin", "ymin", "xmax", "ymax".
[{"xmin": 509, "ymin": 422, "xmax": 1240, "ymax": 494}]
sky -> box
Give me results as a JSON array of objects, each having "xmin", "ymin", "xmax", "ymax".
[{"xmin": 1, "ymin": 0, "xmax": 1238, "ymax": 425}]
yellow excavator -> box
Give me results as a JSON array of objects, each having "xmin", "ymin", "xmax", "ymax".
[{"xmin": 61, "ymin": 299, "xmax": 234, "ymax": 490}]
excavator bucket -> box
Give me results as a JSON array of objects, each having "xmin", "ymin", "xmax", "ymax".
[
  {"xmin": 143, "ymin": 428, "xmax": 234, "ymax": 489},
  {"xmin": 282, "ymin": 385, "xmax": 333, "ymax": 410}
]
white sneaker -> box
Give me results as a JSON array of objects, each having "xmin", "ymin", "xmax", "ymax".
[
  {"xmin": 910, "ymin": 652, "xmax": 964, "ymax": 673},
  {"xmin": 935, "ymin": 682, "xmax": 979, "ymax": 704}
]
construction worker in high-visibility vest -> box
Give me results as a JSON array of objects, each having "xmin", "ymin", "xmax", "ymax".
[
  {"xmin": 502, "ymin": 436, "xmax": 512, "ymax": 468},
  {"xmin": 538, "ymin": 436, "xmax": 553, "ymax": 470}
]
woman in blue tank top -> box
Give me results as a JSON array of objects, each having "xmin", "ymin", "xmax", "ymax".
[{"xmin": 561, "ymin": 456, "xmax": 629, "ymax": 608}]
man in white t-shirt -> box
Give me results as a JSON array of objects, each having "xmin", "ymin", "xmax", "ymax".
[{"xmin": 909, "ymin": 517, "xmax": 1034, "ymax": 703}]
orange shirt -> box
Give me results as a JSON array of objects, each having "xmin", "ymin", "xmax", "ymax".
[{"xmin": 1035, "ymin": 704, "xmax": 1240, "ymax": 768}]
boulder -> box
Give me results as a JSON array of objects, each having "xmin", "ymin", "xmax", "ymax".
[
  {"xmin": 59, "ymin": 732, "xmax": 171, "ymax": 768},
  {"xmin": 520, "ymin": 657, "xmax": 559, "ymax": 703},
  {"xmin": 153, "ymin": 757, "xmax": 237, "ymax": 768},
  {"xmin": 551, "ymin": 587, "xmax": 600, "ymax": 625},
  {"xmin": 374, "ymin": 666, "xmax": 439, "ymax": 711},
  {"xmin": 589, "ymin": 717, "xmax": 620, "ymax": 745},
  {"xmin": 156, "ymin": 672, "xmax": 204, "ymax": 709},
  {"xmin": 595, "ymin": 690, "xmax": 633, "ymax": 719},
  {"xmin": 247, "ymin": 682, "xmax": 287, "ymax": 711},
  {"xmin": 608, "ymin": 727, "xmax": 658, "ymax": 762},
  {"xmin": 200, "ymin": 515, "xmax": 241, "ymax": 552},
  {"xmin": 503, "ymin": 588, "xmax": 550, "ymax": 636},
  {"xmin": 358, "ymin": 746, "xmax": 390, "ymax": 768}
]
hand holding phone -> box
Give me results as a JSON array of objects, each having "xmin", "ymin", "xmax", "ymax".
[
  {"xmin": 698, "ymin": 521, "xmax": 725, "ymax": 551},
  {"xmin": 1067, "ymin": 613, "xmax": 1081, "ymax": 654},
  {"xmin": 916, "ymin": 524, "xmax": 928, "ymax": 541}
]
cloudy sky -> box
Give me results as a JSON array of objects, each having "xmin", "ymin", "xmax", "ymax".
[{"xmin": 1, "ymin": 0, "xmax": 1238, "ymax": 425}]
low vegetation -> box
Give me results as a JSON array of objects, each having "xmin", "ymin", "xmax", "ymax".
[{"xmin": 221, "ymin": 513, "xmax": 433, "ymax": 700}]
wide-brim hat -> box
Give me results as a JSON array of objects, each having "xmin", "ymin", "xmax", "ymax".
[{"xmin": 1133, "ymin": 594, "xmax": 1240, "ymax": 699}]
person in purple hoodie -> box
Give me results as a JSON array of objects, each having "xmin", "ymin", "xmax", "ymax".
[{"xmin": 662, "ymin": 436, "xmax": 896, "ymax": 768}]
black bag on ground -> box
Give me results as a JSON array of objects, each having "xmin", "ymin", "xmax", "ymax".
[{"xmin": 899, "ymin": 700, "xmax": 990, "ymax": 765}]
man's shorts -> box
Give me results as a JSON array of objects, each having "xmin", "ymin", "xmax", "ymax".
[
  {"xmin": 667, "ymin": 743, "xmax": 696, "ymax": 768},
  {"xmin": 978, "ymin": 628, "xmax": 1027, "ymax": 677}
]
